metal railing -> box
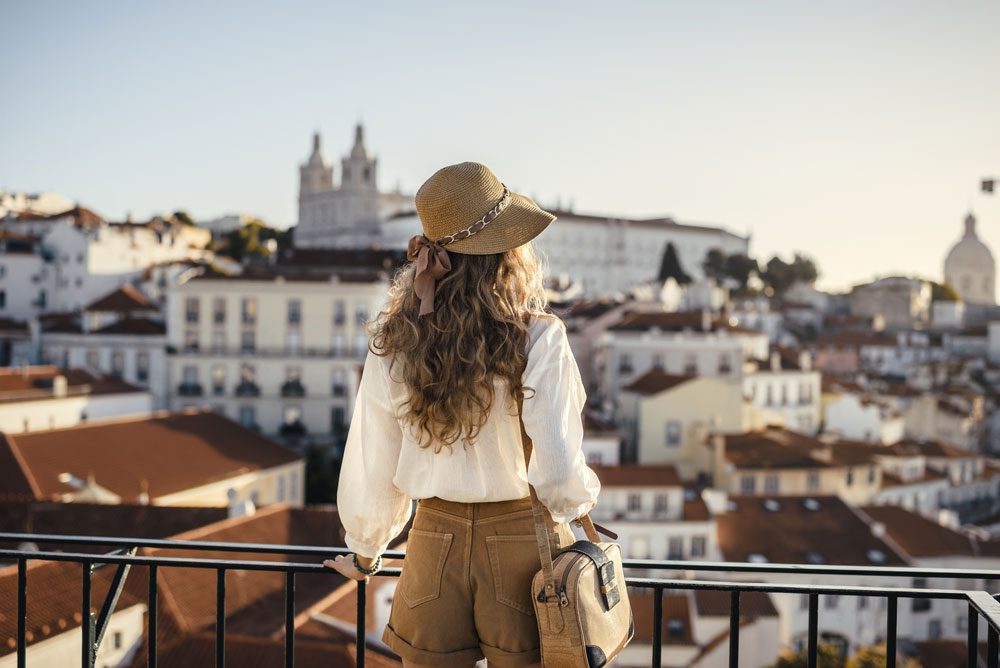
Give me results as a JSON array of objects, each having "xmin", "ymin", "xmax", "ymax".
[{"xmin": 3, "ymin": 532, "xmax": 1000, "ymax": 668}]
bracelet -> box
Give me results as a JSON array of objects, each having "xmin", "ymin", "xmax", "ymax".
[{"xmin": 353, "ymin": 553, "xmax": 382, "ymax": 575}]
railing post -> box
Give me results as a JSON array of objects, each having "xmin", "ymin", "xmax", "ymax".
[
  {"xmin": 990, "ymin": 626, "xmax": 999, "ymax": 668},
  {"xmin": 285, "ymin": 571, "xmax": 295, "ymax": 668},
  {"xmin": 149, "ymin": 565, "xmax": 158, "ymax": 668},
  {"xmin": 807, "ymin": 594, "xmax": 818, "ymax": 668},
  {"xmin": 17, "ymin": 558, "xmax": 26, "ymax": 668},
  {"xmin": 82, "ymin": 561, "xmax": 94, "ymax": 668},
  {"xmin": 886, "ymin": 595, "xmax": 898, "ymax": 668},
  {"xmin": 357, "ymin": 579, "xmax": 366, "ymax": 668},
  {"xmin": 651, "ymin": 586, "xmax": 662, "ymax": 668},
  {"xmin": 729, "ymin": 590, "xmax": 740, "ymax": 668},
  {"xmin": 216, "ymin": 569, "xmax": 226, "ymax": 667},
  {"xmin": 970, "ymin": 603, "xmax": 979, "ymax": 668}
]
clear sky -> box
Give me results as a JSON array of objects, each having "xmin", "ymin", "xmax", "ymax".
[{"xmin": 3, "ymin": 1, "xmax": 999, "ymax": 291}]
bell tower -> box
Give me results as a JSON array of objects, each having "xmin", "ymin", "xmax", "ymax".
[
  {"xmin": 299, "ymin": 132, "xmax": 334, "ymax": 195},
  {"xmin": 340, "ymin": 123, "xmax": 377, "ymax": 192}
]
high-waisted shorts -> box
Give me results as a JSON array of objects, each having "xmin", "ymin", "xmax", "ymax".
[{"xmin": 382, "ymin": 496, "xmax": 577, "ymax": 666}]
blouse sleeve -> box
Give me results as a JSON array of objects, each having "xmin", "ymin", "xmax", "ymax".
[
  {"xmin": 521, "ymin": 318, "xmax": 602, "ymax": 524},
  {"xmin": 336, "ymin": 350, "xmax": 412, "ymax": 558}
]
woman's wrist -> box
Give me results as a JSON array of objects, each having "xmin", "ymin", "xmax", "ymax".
[{"xmin": 353, "ymin": 553, "xmax": 382, "ymax": 575}]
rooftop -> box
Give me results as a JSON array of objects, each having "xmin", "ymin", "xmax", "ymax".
[
  {"xmin": 0, "ymin": 409, "xmax": 302, "ymax": 502},
  {"xmin": 0, "ymin": 367, "xmax": 142, "ymax": 405},
  {"xmin": 621, "ymin": 367, "xmax": 696, "ymax": 396}
]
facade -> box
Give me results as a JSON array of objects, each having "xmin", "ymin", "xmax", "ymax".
[
  {"xmin": 944, "ymin": 212, "xmax": 996, "ymax": 305},
  {"xmin": 904, "ymin": 393, "xmax": 984, "ymax": 452},
  {"xmin": 295, "ymin": 126, "xmax": 413, "ymax": 249},
  {"xmin": 848, "ymin": 276, "xmax": 933, "ymax": 331},
  {"xmin": 165, "ymin": 267, "xmax": 390, "ymax": 444},
  {"xmin": 743, "ymin": 350, "xmax": 822, "ymax": 435},
  {"xmin": 823, "ymin": 390, "xmax": 905, "ymax": 444},
  {"xmin": 0, "ymin": 366, "xmax": 151, "ymax": 433}
]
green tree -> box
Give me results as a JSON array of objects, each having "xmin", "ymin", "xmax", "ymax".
[
  {"xmin": 172, "ymin": 210, "xmax": 194, "ymax": 226},
  {"xmin": 702, "ymin": 249, "xmax": 728, "ymax": 282},
  {"xmin": 657, "ymin": 242, "xmax": 691, "ymax": 284},
  {"xmin": 768, "ymin": 644, "xmax": 844, "ymax": 668},
  {"xmin": 761, "ymin": 253, "xmax": 819, "ymax": 295},
  {"xmin": 930, "ymin": 280, "xmax": 961, "ymax": 302},
  {"xmin": 216, "ymin": 218, "xmax": 293, "ymax": 262},
  {"xmin": 723, "ymin": 253, "xmax": 760, "ymax": 289}
]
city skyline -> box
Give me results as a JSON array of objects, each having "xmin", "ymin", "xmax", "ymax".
[{"xmin": 3, "ymin": 1, "xmax": 1000, "ymax": 292}]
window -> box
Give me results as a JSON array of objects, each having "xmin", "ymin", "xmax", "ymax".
[
  {"xmin": 0, "ymin": 290, "xmax": 5, "ymax": 309},
  {"xmin": 652, "ymin": 354, "xmax": 663, "ymax": 369},
  {"xmin": 799, "ymin": 595, "xmax": 810, "ymax": 611},
  {"xmin": 331, "ymin": 406, "xmax": 346, "ymax": 436},
  {"xmin": 868, "ymin": 466, "xmax": 877, "ymax": 484},
  {"xmin": 212, "ymin": 366, "xmax": 225, "ymax": 395},
  {"xmin": 654, "ymin": 494, "xmax": 669, "ymax": 515},
  {"xmin": 807, "ymin": 471, "xmax": 820, "ymax": 492},
  {"xmin": 213, "ymin": 297, "xmax": 226, "ymax": 324},
  {"xmin": 665, "ymin": 420, "xmax": 681, "ymax": 447},
  {"xmin": 290, "ymin": 471, "xmax": 299, "ymax": 501},
  {"xmin": 287, "ymin": 330, "xmax": 302, "ymax": 354},
  {"xmin": 185, "ymin": 297, "xmax": 199, "ymax": 324},
  {"xmin": 667, "ymin": 619, "xmax": 685, "ymax": 639},
  {"xmin": 912, "ymin": 579, "xmax": 931, "ymax": 612},
  {"xmin": 668, "ymin": 537, "xmax": 683, "ymax": 559},
  {"xmin": 618, "ymin": 353, "xmax": 633, "ymax": 374},
  {"xmin": 241, "ymin": 330, "xmax": 255, "ymax": 354},
  {"xmin": 764, "ymin": 474, "xmax": 779, "ymax": 494},
  {"xmin": 332, "ymin": 333, "xmax": 345, "ymax": 356},
  {"xmin": 333, "ymin": 300, "xmax": 346, "ymax": 326},
  {"xmin": 355, "ymin": 333, "xmax": 368, "ymax": 358},
  {"xmin": 627, "ymin": 494, "xmax": 641, "ymax": 512},
  {"xmin": 332, "ymin": 369, "xmax": 346, "ymax": 396},
  {"xmin": 846, "ymin": 469, "xmax": 854, "ymax": 486},
  {"xmin": 184, "ymin": 330, "xmax": 199, "ymax": 352},
  {"xmin": 86, "ymin": 349, "xmax": 100, "ymax": 369},
  {"xmin": 283, "ymin": 405, "xmax": 302, "ymax": 425},
  {"xmin": 288, "ymin": 299, "xmax": 302, "ymax": 326},
  {"xmin": 240, "ymin": 363, "xmax": 256, "ymax": 384},
  {"xmin": 824, "ymin": 595, "xmax": 839, "ymax": 609},
  {"xmin": 113, "ymin": 631, "xmax": 122, "ymax": 649},
  {"xmin": 858, "ymin": 596, "xmax": 868, "ymax": 610},
  {"xmin": 765, "ymin": 385, "xmax": 774, "ymax": 406},
  {"xmin": 355, "ymin": 302, "xmax": 369, "ymax": 326},
  {"xmin": 780, "ymin": 383, "xmax": 788, "ymax": 406},
  {"xmin": 241, "ymin": 297, "xmax": 257, "ymax": 324},
  {"xmin": 110, "ymin": 351, "xmax": 125, "ymax": 378},
  {"xmin": 136, "ymin": 352, "xmax": 149, "ymax": 382},
  {"xmin": 212, "ymin": 330, "xmax": 225, "ymax": 353},
  {"xmin": 277, "ymin": 475, "xmax": 287, "ymax": 503},
  {"xmin": 928, "ymin": 619, "xmax": 942, "ymax": 639},
  {"xmin": 239, "ymin": 405, "xmax": 256, "ymax": 427},
  {"xmin": 718, "ymin": 354, "xmax": 732, "ymax": 375},
  {"xmin": 690, "ymin": 536, "xmax": 706, "ymax": 558},
  {"xmin": 182, "ymin": 365, "xmax": 198, "ymax": 384},
  {"xmin": 740, "ymin": 475, "xmax": 756, "ymax": 495}
]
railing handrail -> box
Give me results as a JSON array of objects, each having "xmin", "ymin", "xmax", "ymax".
[{"xmin": 6, "ymin": 532, "xmax": 1000, "ymax": 580}]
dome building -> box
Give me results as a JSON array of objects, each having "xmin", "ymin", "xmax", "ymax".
[{"xmin": 944, "ymin": 212, "xmax": 995, "ymax": 305}]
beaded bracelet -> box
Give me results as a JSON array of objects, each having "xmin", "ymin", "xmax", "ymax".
[{"xmin": 353, "ymin": 553, "xmax": 382, "ymax": 576}]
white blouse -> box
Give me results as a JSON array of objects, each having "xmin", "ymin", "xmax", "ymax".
[{"xmin": 337, "ymin": 315, "xmax": 602, "ymax": 558}]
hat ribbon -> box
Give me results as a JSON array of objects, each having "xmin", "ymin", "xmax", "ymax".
[{"xmin": 407, "ymin": 185, "xmax": 512, "ymax": 316}]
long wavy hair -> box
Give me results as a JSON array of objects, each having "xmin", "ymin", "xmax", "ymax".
[{"xmin": 369, "ymin": 242, "xmax": 551, "ymax": 452}]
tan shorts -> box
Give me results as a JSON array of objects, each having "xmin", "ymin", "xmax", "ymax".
[{"xmin": 382, "ymin": 496, "xmax": 576, "ymax": 666}]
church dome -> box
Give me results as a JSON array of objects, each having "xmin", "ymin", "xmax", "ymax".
[{"xmin": 944, "ymin": 212, "xmax": 996, "ymax": 305}]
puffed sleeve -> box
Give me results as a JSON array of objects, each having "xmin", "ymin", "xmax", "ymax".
[
  {"xmin": 521, "ymin": 318, "xmax": 601, "ymax": 524},
  {"xmin": 336, "ymin": 350, "xmax": 412, "ymax": 558}
]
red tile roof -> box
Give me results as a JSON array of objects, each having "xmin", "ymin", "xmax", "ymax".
[
  {"xmin": 692, "ymin": 589, "xmax": 778, "ymax": 618},
  {"xmin": 628, "ymin": 589, "xmax": 694, "ymax": 645},
  {"xmin": 91, "ymin": 317, "xmax": 166, "ymax": 335},
  {"xmin": 621, "ymin": 367, "xmax": 696, "ymax": 396},
  {"xmin": 0, "ymin": 410, "xmax": 302, "ymax": 501},
  {"xmin": 590, "ymin": 464, "xmax": 681, "ymax": 488},
  {"xmin": 888, "ymin": 439, "xmax": 976, "ymax": 460},
  {"xmin": 0, "ymin": 317, "xmax": 28, "ymax": 335},
  {"xmin": 0, "ymin": 367, "xmax": 142, "ymax": 405},
  {"xmin": 719, "ymin": 428, "xmax": 831, "ymax": 470},
  {"xmin": 861, "ymin": 505, "xmax": 980, "ymax": 558},
  {"xmin": 717, "ymin": 496, "xmax": 906, "ymax": 566},
  {"xmin": 84, "ymin": 284, "xmax": 156, "ymax": 313}
]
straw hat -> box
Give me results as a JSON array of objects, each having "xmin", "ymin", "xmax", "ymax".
[{"xmin": 414, "ymin": 162, "xmax": 556, "ymax": 255}]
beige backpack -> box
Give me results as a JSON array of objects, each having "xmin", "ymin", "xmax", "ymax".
[{"xmin": 518, "ymin": 407, "xmax": 634, "ymax": 667}]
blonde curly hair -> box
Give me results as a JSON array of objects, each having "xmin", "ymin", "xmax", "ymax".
[{"xmin": 369, "ymin": 242, "xmax": 552, "ymax": 452}]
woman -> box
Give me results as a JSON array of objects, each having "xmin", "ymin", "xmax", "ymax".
[{"xmin": 325, "ymin": 161, "xmax": 601, "ymax": 667}]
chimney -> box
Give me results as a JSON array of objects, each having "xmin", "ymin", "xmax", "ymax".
[
  {"xmin": 52, "ymin": 375, "xmax": 67, "ymax": 398},
  {"xmin": 701, "ymin": 308, "xmax": 712, "ymax": 332},
  {"xmin": 769, "ymin": 351, "xmax": 781, "ymax": 372},
  {"xmin": 799, "ymin": 351, "xmax": 812, "ymax": 372}
]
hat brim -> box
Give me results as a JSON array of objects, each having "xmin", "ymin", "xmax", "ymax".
[{"xmin": 443, "ymin": 192, "xmax": 556, "ymax": 255}]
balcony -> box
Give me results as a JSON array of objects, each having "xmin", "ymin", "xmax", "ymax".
[
  {"xmin": 176, "ymin": 382, "xmax": 203, "ymax": 397},
  {"xmin": 280, "ymin": 380, "xmax": 307, "ymax": 398},
  {"xmin": 234, "ymin": 381, "xmax": 261, "ymax": 397},
  {"xmin": 3, "ymin": 532, "xmax": 1000, "ymax": 668}
]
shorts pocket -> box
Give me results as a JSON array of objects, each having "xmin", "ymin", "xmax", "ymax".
[
  {"xmin": 486, "ymin": 535, "xmax": 542, "ymax": 615},
  {"xmin": 399, "ymin": 528, "xmax": 453, "ymax": 608}
]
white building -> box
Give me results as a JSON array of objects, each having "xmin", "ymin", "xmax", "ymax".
[
  {"xmin": 0, "ymin": 366, "xmax": 151, "ymax": 433},
  {"xmin": 295, "ymin": 126, "xmax": 413, "ymax": 249},
  {"xmin": 39, "ymin": 285, "xmax": 169, "ymax": 408},
  {"xmin": 165, "ymin": 266, "xmax": 391, "ymax": 444},
  {"xmin": 743, "ymin": 350, "xmax": 822, "ymax": 435},
  {"xmin": 944, "ymin": 212, "xmax": 996, "ymax": 306},
  {"xmin": 823, "ymin": 389, "xmax": 905, "ymax": 445}
]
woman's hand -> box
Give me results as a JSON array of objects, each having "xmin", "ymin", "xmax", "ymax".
[{"xmin": 323, "ymin": 553, "xmax": 373, "ymax": 582}]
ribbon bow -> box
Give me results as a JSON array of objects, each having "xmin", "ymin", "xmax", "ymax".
[{"xmin": 407, "ymin": 234, "xmax": 453, "ymax": 316}]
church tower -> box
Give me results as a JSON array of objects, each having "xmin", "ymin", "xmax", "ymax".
[
  {"xmin": 340, "ymin": 123, "xmax": 378, "ymax": 192},
  {"xmin": 944, "ymin": 211, "xmax": 996, "ymax": 305},
  {"xmin": 299, "ymin": 132, "xmax": 333, "ymax": 195}
]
